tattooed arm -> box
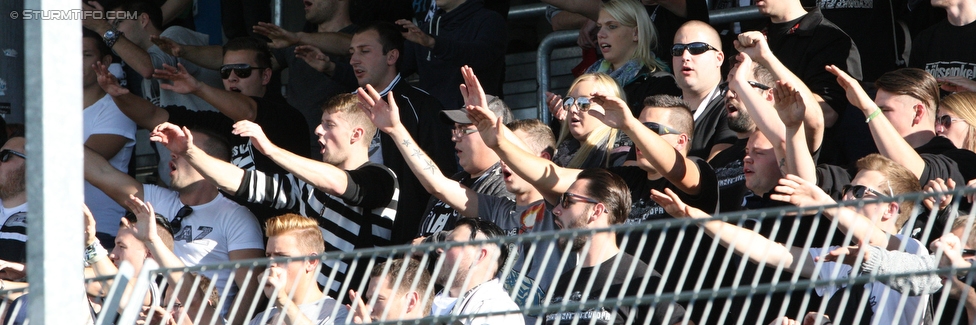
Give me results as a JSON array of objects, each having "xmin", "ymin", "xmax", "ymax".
[{"xmin": 357, "ymin": 86, "xmax": 482, "ymax": 218}]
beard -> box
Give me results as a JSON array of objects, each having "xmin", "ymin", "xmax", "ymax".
[
  {"xmin": 727, "ymin": 109, "xmax": 756, "ymax": 133},
  {"xmin": 0, "ymin": 164, "xmax": 26, "ymax": 200},
  {"xmin": 557, "ymin": 209, "xmax": 592, "ymax": 252}
]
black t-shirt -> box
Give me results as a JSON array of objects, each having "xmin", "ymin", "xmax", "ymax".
[
  {"xmin": 812, "ymin": 0, "xmax": 908, "ymax": 81},
  {"xmin": 690, "ymin": 94, "xmax": 736, "ymax": 160},
  {"xmin": 623, "ymin": 68, "xmax": 682, "ymax": 116},
  {"xmin": 710, "ymin": 137, "xmax": 748, "ymax": 213},
  {"xmin": 544, "ymin": 253, "xmax": 686, "ymax": 325},
  {"xmin": 766, "ymin": 7, "xmax": 862, "ymax": 117},
  {"xmin": 417, "ymin": 163, "xmax": 514, "ymax": 237},
  {"xmin": 909, "ymin": 19, "xmax": 976, "ymax": 81},
  {"xmin": 608, "ymin": 159, "xmax": 720, "ymax": 295}
]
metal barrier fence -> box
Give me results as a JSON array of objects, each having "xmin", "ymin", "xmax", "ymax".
[{"xmin": 8, "ymin": 187, "xmax": 975, "ymax": 325}]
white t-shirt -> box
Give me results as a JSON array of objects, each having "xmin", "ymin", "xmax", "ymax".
[
  {"xmin": 249, "ymin": 296, "xmax": 349, "ymax": 325},
  {"xmin": 810, "ymin": 234, "xmax": 929, "ymax": 325},
  {"xmin": 84, "ymin": 94, "xmax": 136, "ymax": 236},
  {"xmin": 142, "ymin": 184, "xmax": 264, "ymax": 298}
]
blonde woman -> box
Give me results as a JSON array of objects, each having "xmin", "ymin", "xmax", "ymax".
[
  {"xmin": 938, "ymin": 92, "xmax": 976, "ymax": 153},
  {"xmin": 551, "ymin": 73, "xmax": 629, "ymax": 168}
]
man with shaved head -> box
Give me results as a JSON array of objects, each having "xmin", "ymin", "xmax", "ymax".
[{"xmin": 672, "ymin": 21, "xmax": 734, "ymax": 160}]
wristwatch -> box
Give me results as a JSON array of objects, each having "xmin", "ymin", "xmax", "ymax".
[{"xmin": 102, "ymin": 28, "xmax": 123, "ymax": 48}]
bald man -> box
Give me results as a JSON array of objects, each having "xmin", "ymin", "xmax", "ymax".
[{"xmin": 672, "ymin": 21, "xmax": 734, "ymax": 161}]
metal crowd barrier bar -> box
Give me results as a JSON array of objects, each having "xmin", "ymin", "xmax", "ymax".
[{"xmin": 76, "ymin": 186, "xmax": 976, "ymax": 325}]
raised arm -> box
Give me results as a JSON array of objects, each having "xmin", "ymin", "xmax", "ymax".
[
  {"xmin": 153, "ymin": 63, "xmax": 258, "ymax": 122},
  {"xmin": 151, "ymin": 36, "xmax": 225, "ymax": 70},
  {"xmin": 828, "ymin": 65, "xmax": 926, "ymax": 179},
  {"xmin": 735, "ymin": 32, "xmax": 824, "ymax": 148},
  {"xmin": 253, "ymin": 22, "xmax": 352, "ymax": 56},
  {"xmin": 773, "ymin": 81, "xmax": 817, "ymax": 182},
  {"xmin": 82, "ymin": 1, "xmax": 154, "ymax": 78},
  {"xmin": 462, "ymin": 66, "xmax": 578, "ymax": 204},
  {"xmin": 589, "ymin": 91, "xmax": 702, "ymax": 195},
  {"xmin": 94, "ymin": 61, "xmax": 170, "ymax": 129},
  {"xmin": 358, "ymin": 85, "xmax": 480, "ymax": 218},
  {"xmin": 150, "ymin": 123, "xmax": 246, "ymax": 193},
  {"xmin": 728, "ymin": 53, "xmax": 788, "ymax": 159},
  {"xmin": 230, "ymin": 120, "xmax": 349, "ymax": 197},
  {"xmin": 84, "ymin": 146, "xmax": 145, "ymax": 205},
  {"xmin": 650, "ymin": 188, "xmax": 813, "ymax": 278},
  {"xmin": 540, "ymin": 0, "xmax": 602, "ymax": 20}
]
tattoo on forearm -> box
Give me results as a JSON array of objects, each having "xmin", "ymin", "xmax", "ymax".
[
  {"xmin": 423, "ymin": 159, "xmax": 437, "ymax": 175},
  {"xmin": 401, "ymin": 139, "xmax": 412, "ymax": 147}
]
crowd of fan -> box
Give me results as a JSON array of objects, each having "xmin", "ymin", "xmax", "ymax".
[{"xmin": 1, "ymin": 0, "xmax": 976, "ymax": 323}]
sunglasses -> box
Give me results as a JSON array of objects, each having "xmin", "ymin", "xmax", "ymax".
[
  {"xmin": 719, "ymin": 81, "xmax": 773, "ymax": 92},
  {"xmin": 671, "ymin": 42, "xmax": 719, "ymax": 57},
  {"xmin": 562, "ymin": 97, "xmax": 592, "ymax": 112},
  {"xmin": 937, "ymin": 114, "xmax": 965, "ymax": 130},
  {"xmin": 842, "ymin": 184, "xmax": 890, "ymax": 199},
  {"xmin": 0, "ymin": 149, "xmax": 26, "ymax": 162},
  {"xmin": 219, "ymin": 64, "xmax": 266, "ymax": 79},
  {"xmin": 642, "ymin": 122, "xmax": 681, "ymax": 135},
  {"xmin": 559, "ymin": 192, "xmax": 600, "ymax": 209}
]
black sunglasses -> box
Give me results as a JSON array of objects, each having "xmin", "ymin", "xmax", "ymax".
[
  {"xmin": 562, "ymin": 97, "xmax": 592, "ymax": 112},
  {"xmin": 842, "ymin": 184, "xmax": 890, "ymax": 199},
  {"xmin": 642, "ymin": 122, "xmax": 681, "ymax": 135},
  {"xmin": 719, "ymin": 81, "xmax": 772, "ymax": 92},
  {"xmin": 559, "ymin": 192, "xmax": 600, "ymax": 209},
  {"xmin": 219, "ymin": 64, "xmax": 266, "ymax": 79},
  {"xmin": 671, "ymin": 42, "xmax": 719, "ymax": 57},
  {"xmin": 0, "ymin": 149, "xmax": 26, "ymax": 163}
]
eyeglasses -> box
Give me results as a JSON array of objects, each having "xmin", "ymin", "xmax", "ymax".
[
  {"xmin": 559, "ymin": 192, "xmax": 600, "ymax": 209},
  {"xmin": 842, "ymin": 184, "xmax": 890, "ymax": 199},
  {"xmin": 719, "ymin": 81, "xmax": 772, "ymax": 93},
  {"xmin": 219, "ymin": 64, "xmax": 266, "ymax": 79},
  {"xmin": 642, "ymin": 122, "xmax": 681, "ymax": 135},
  {"xmin": 0, "ymin": 149, "xmax": 26, "ymax": 163},
  {"xmin": 671, "ymin": 42, "xmax": 719, "ymax": 57},
  {"xmin": 452, "ymin": 126, "xmax": 479, "ymax": 138},
  {"xmin": 562, "ymin": 97, "xmax": 592, "ymax": 112},
  {"xmin": 937, "ymin": 114, "xmax": 965, "ymax": 130}
]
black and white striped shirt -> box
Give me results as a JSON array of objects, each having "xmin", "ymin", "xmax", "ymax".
[{"xmin": 236, "ymin": 163, "xmax": 398, "ymax": 297}]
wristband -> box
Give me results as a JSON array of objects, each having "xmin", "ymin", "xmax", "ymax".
[
  {"xmin": 84, "ymin": 239, "xmax": 109, "ymax": 266},
  {"xmin": 865, "ymin": 108, "xmax": 882, "ymax": 123}
]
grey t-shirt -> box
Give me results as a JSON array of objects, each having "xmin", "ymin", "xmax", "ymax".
[
  {"xmin": 144, "ymin": 26, "xmax": 222, "ymax": 111},
  {"xmin": 248, "ymin": 296, "xmax": 349, "ymax": 325},
  {"xmin": 476, "ymin": 195, "xmax": 574, "ymax": 323}
]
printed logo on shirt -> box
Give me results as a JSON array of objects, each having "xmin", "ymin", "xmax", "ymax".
[
  {"xmin": 817, "ymin": 0, "xmax": 873, "ymax": 9},
  {"xmin": 231, "ymin": 142, "xmax": 256, "ymax": 170},
  {"xmin": 420, "ymin": 201, "xmax": 457, "ymax": 236},
  {"xmin": 925, "ymin": 61, "xmax": 976, "ymax": 79},
  {"xmin": 518, "ymin": 203, "xmax": 546, "ymax": 234},
  {"xmin": 3, "ymin": 212, "xmax": 26, "ymax": 228},
  {"xmin": 715, "ymin": 160, "xmax": 745, "ymax": 187},
  {"xmin": 173, "ymin": 225, "xmax": 215, "ymax": 243},
  {"xmin": 627, "ymin": 199, "xmax": 666, "ymax": 224}
]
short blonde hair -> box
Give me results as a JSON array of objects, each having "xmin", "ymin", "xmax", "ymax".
[
  {"xmin": 855, "ymin": 154, "xmax": 922, "ymax": 229},
  {"xmin": 265, "ymin": 213, "xmax": 325, "ymax": 254},
  {"xmin": 322, "ymin": 93, "xmax": 377, "ymax": 145}
]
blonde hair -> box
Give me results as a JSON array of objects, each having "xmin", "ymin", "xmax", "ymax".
[
  {"xmin": 602, "ymin": 0, "xmax": 666, "ymax": 72},
  {"xmin": 940, "ymin": 92, "xmax": 976, "ymax": 152},
  {"xmin": 266, "ymin": 213, "xmax": 325, "ymax": 254},
  {"xmin": 855, "ymin": 154, "xmax": 922, "ymax": 230},
  {"xmin": 323, "ymin": 93, "xmax": 377, "ymax": 145},
  {"xmin": 558, "ymin": 73, "xmax": 625, "ymax": 168}
]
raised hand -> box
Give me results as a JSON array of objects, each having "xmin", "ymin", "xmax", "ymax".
[
  {"xmin": 122, "ymin": 195, "xmax": 161, "ymax": 244},
  {"xmin": 930, "ymin": 232, "xmax": 969, "ymax": 269},
  {"xmin": 773, "ymin": 80, "xmax": 805, "ymax": 129},
  {"xmin": 395, "ymin": 19, "xmax": 435, "ymax": 48},
  {"xmin": 587, "ymin": 91, "xmax": 631, "ymax": 129},
  {"xmin": 81, "ymin": 0, "xmax": 111, "ymax": 32},
  {"xmin": 150, "ymin": 122, "xmax": 193, "ymax": 155},
  {"xmin": 733, "ymin": 31, "xmax": 771, "ymax": 64},
  {"xmin": 649, "ymin": 188, "xmax": 711, "ymax": 219},
  {"xmin": 94, "ymin": 61, "xmax": 130, "ymax": 97},
  {"xmin": 295, "ymin": 45, "xmax": 333, "ymax": 74},
  {"xmin": 253, "ymin": 22, "xmax": 300, "ymax": 49},
  {"xmin": 467, "ymin": 103, "xmax": 502, "ymax": 149},
  {"xmin": 357, "ymin": 85, "xmax": 403, "ymax": 134},
  {"xmin": 83, "ymin": 204, "xmax": 98, "ymax": 246},
  {"xmin": 263, "ymin": 267, "xmax": 286, "ymax": 300},
  {"xmin": 232, "ymin": 120, "xmax": 274, "ymax": 154},
  {"xmin": 938, "ymin": 76, "xmax": 976, "ymax": 93},
  {"xmin": 921, "ymin": 177, "xmax": 956, "ymax": 211},
  {"xmin": 769, "ymin": 174, "xmax": 835, "ymax": 207},
  {"xmin": 151, "ymin": 35, "xmax": 184, "ymax": 58},
  {"xmin": 826, "ymin": 65, "xmax": 876, "ymax": 114},
  {"xmin": 459, "ymin": 65, "xmax": 488, "ymax": 111},
  {"xmin": 347, "ymin": 289, "xmax": 372, "ymax": 323},
  {"xmin": 546, "ymin": 91, "xmax": 566, "ymax": 121},
  {"xmin": 154, "ymin": 63, "xmax": 203, "ymax": 94},
  {"xmin": 576, "ymin": 20, "xmax": 599, "ymax": 50},
  {"xmin": 0, "ymin": 260, "xmax": 26, "ymax": 281},
  {"xmin": 817, "ymin": 240, "xmax": 870, "ymax": 267}
]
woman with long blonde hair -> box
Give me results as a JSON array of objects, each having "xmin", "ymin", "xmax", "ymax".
[
  {"xmin": 552, "ymin": 73, "xmax": 629, "ymax": 168},
  {"xmin": 937, "ymin": 92, "xmax": 976, "ymax": 153}
]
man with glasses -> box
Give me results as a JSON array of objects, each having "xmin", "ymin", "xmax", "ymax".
[
  {"xmin": 545, "ymin": 168, "xmax": 686, "ymax": 325},
  {"xmin": 671, "ymin": 21, "xmax": 735, "ymax": 160},
  {"xmin": 82, "ymin": 0, "xmax": 222, "ymax": 111},
  {"xmin": 0, "ymin": 137, "xmax": 28, "ymax": 265},
  {"xmin": 93, "ymin": 37, "xmax": 310, "ymax": 223}
]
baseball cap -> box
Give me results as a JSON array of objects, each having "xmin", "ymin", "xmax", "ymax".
[{"xmin": 440, "ymin": 94, "xmax": 514, "ymax": 125}]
